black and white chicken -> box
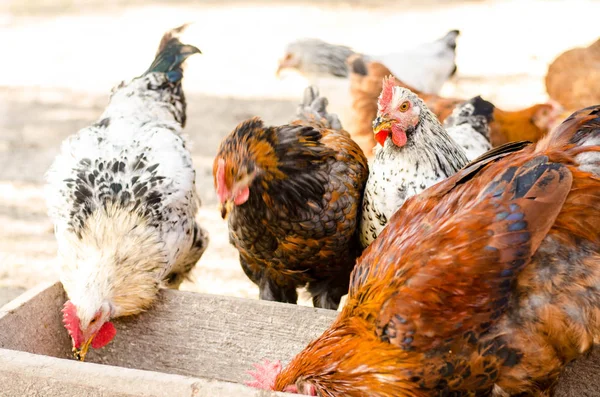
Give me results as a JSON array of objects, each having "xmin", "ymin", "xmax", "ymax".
[
  {"xmin": 359, "ymin": 78, "xmax": 494, "ymax": 249},
  {"xmin": 45, "ymin": 25, "xmax": 208, "ymax": 361}
]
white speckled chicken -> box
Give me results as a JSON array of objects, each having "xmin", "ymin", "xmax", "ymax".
[
  {"xmin": 359, "ymin": 78, "xmax": 494, "ymax": 249},
  {"xmin": 45, "ymin": 25, "xmax": 208, "ymax": 361}
]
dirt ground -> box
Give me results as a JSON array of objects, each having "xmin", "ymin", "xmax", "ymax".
[{"xmin": 0, "ymin": 0, "xmax": 598, "ymax": 306}]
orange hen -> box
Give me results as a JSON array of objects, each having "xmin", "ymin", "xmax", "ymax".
[
  {"xmin": 348, "ymin": 55, "xmax": 559, "ymax": 155},
  {"xmin": 253, "ymin": 105, "xmax": 600, "ymax": 396}
]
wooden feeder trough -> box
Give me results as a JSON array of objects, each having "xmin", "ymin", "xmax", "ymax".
[
  {"xmin": 0, "ymin": 282, "xmax": 338, "ymax": 396},
  {"xmin": 1, "ymin": 282, "xmax": 599, "ymax": 396}
]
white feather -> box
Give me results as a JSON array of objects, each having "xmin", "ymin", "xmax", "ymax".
[{"xmin": 45, "ymin": 71, "xmax": 208, "ymax": 323}]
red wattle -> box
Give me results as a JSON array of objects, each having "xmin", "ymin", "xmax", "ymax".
[
  {"xmin": 91, "ymin": 321, "xmax": 117, "ymax": 349},
  {"xmin": 375, "ymin": 130, "xmax": 390, "ymax": 146},
  {"xmin": 391, "ymin": 124, "xmax": 407, "ymax": 147},
  {"xmin": 234, "ymin": 186, "xmax": 250, "ymax": 205}
]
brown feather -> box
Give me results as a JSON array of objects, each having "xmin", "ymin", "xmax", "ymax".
[
  {"xmin": 214, "ymin": 89, "xmax": 368, "ymax": 310},
  {"xmin": 273, "ymin": 105, "xmax": 600, "ymax": 396}
]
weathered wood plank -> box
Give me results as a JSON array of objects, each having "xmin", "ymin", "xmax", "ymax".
[
  {"xmin": 553, "ymin": 346, "xmax": 600, "ymax": 397},
  {"xmin": 0, "ymin": 281, "xmax": 71, "ymax": 359},
  {"xmin": 0, "ymin": 282, "xmax": 337, "ymax": 385},
  {"xmin": 1, "ymin": 282, "xmax": 599, "ymax": 396},
  {"xmin": 87, "ymin": 285, "xmax": 338, "ymax": 383},
  {"xmin": 0, "ymin": 287, "xmax": 26, "ymax": 307},
  {"xmin": 0, "ymin": 348, "xmax": 293, "ymax": 397}
]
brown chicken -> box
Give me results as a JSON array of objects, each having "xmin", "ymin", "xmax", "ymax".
[
  {"xmin": 348, "ymin": 55, "xmax": 559, "ymax": 154},
  {"xmin": 546, "ymin": 38, "xmax": 600, "ymax": 110},
  {"xmin": 213, "ymin": 86, "xmax": 368, "ymax": 309},
  {"xmin": 248, "ymin": 105, "xmax": 600, "ymax": 396}
]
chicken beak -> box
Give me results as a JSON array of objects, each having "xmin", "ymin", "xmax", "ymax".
[
  {"xmin": 372, "ymin": 116, "xmax": 393, "ymax": 146},
  {"xmin": 372, "ymin": 116, "xmax": 392, "ymax": 133},
  {"xmin": 74, "ymin": 336, "xmax": 94, "ymax": 362},
  {"xmin": 275, "ymin": 56, "xmax": 297, "ymax": 78},
  {"xmin": 275, "ymin": 63, "xmax": 284, "ymax": 78},
  {"xmin": 219, "ymin": 200, "xmax": 234, "ymax": 219}
]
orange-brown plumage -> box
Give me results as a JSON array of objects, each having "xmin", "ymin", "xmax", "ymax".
[
  {"xmin": 213, "ymin": 86, "xmax": 368, "ymax": 309},
  {"xmin": 545, "ymin": 38, "xmax": 600, "ymax": 110},
  {"xmin": 268, "ymin": 106, "xmax": 600, "ymax": 396},
  {"xmin": 347, "ymin": 56, "xmax": 558, "ymax": 154}
]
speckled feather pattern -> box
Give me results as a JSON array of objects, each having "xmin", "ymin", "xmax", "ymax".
[
  {"xmin": 359, "ymin": 93, "xmax": 469, "ymax": 248},
  {"xmin": 45, "ymin": 40, "xmax": 208, "ymax": 319}
]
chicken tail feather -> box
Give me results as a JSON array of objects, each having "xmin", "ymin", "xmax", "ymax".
[
  {"xmin": 295, "ymin": 85, "xmax": 342, "ymax": 130},
  {"xmin": 441, "ymin": 29, "xmax": 460, "ymax": 50}
]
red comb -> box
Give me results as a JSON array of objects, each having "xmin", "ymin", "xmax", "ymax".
[
  {"xmin": 378, "ymin": 75, "xmax": 398, "ymax": 111},
  {"xmin": 62, "ymin": 300, "xmax": 83, "ymax": 348},
  {"xmin": 245, "ymin": 359, "xmax": 283, "ymax": 390}
]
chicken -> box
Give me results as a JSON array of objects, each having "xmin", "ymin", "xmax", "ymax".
[
  {"xmin": 213, "ymin": 86, "xmax": 368, "ymax": 309},
  {"xmin": 346, "ymin": 55, "xmax": 386, "ymax": 158},
  {"xmin": 374, "ymin": 29, "xmax": 460, "ymax": 95},
  {"xmin": 277, "ymin": 30, "xmax": 459, "ymax": 94},
  {"xmin": 249, "ymin": 105, "xmax": 600, "ymax": 397},
  {"xmin": 45, "ymin": 25, "xmax": 208, "ymax": 361},
  {"xmin": 347, "ymin": 55, "xmax": 559, "ymax": 154},
  {"xmin": 546, "ymin": 38, "xmax": 600, "ymax": 110},
  {"xmin": 359, "ymin": 77, "xmax": 492, "ymax": 248},
  {"xmin": 490, "ymin": 105, "xmax": 559, "ymax": 147},
  {"xmin": 276, "ymin": 31, "xmax": 459, "ymax": 149},
  {"xmin": 443, "ymin": 95, "xmax": 494, "ymax": 161}
]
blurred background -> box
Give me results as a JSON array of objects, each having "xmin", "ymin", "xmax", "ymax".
[{"xmin": 0, "ymin": 0, "xmax": 598, "ymax": 306}]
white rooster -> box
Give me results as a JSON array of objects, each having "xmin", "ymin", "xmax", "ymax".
[{"xmin": 45, "ymin": 24, "xmax": 208, "ymax": 361}]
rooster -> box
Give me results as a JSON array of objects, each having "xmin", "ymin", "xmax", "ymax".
[
  {"xmin": 347, "ymin": 55, "xmax": 559, "ymax": 155},
  {"xmin": 247, "ymin": 105, "xmax": 600, "ymax": 397},
  {"xmin": 359, "ymin": 77, "xmax": 494, "ymax": 248},
  {"xmin": 45, "ymin": 25, "xmax": 208, "ymax": 361},
  {"xmin": 213, "ymin": 86, "xmax": 368, "ymax": 310}
]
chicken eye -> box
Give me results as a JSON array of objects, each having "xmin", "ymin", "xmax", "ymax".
[
  {"xmin": 90, "ymin": 318, "xmax": 97, "ymax": 325},
  {"xmin": 399, "ymin": 101, "xmax": 410, "ymax": 112}
]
